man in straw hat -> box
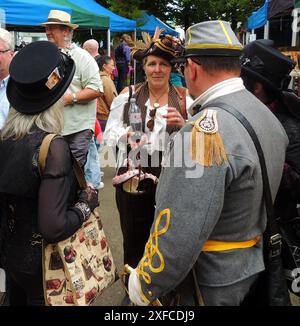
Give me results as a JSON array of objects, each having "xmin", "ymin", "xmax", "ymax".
[
  {"xmin": 42, "ymin": 10, "xmax": 103, "ymax": 168},
  {"xmin": 127, "ymin": 21, "xmax": 288, "ymax": 306}
]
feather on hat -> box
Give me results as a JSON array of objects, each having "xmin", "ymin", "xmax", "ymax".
[{"xmin": 131, "ymin": 28, "xmax": 183, "ymax": 64}]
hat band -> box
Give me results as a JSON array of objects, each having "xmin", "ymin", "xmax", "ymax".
[
  {"xmin": 186, "ymin": 44, "xmax": 243, "ymax": 50},
  {"xmin": 155, "ymin": 42, "xmax": 176, "ymax": 57},
  {"xmin": 47, "ymin": 18, "xmax": 72, "ymax": 25},
  {"xmin": 184, "ymin": 48, "xmax": 242, "ymax": 57}
]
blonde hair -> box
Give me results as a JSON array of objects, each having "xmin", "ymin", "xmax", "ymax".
[
  {"xmin": 121, "ymin": 34, "xmax": 134, "ymax": 46},
  {"xmin": 1, "ymin": 99, "xmax": 64, "ymax": 141},
  {"xmin": 0, "ymin": 28, "xmax": 15, "ymax": 51}
]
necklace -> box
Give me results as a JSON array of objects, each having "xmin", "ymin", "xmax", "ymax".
[
  {"xmin": 149, "ymin": 86, "xmax": 169, "ymax": 109},
  {"xmin": 147, "ymin": 86, "xmax": 169, "ymax": 131}
]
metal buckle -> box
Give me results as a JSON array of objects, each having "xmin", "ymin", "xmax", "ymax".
[
  {"xmin": 270, "ymin": 233, "xmax": 282, "ymax": 246},
  {"xmin": 269, "ymin": 233, "xmax": 282, "ymax": 258}
]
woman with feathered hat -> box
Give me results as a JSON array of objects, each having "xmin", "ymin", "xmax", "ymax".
[{"xmin": 104, "ymin": 28, "xmax": 193, "ymax": 277}]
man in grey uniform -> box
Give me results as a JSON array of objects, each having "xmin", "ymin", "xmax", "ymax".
[{"xmin": 127, "ymin": 21, "xmax": 288, "ymax": 306}]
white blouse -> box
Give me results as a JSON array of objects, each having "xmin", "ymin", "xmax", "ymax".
[{"xmin": 104, "ymin": 90, "xmax": 193, "ymax": 166}]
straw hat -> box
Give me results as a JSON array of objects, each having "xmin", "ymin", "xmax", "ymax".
[{"xmin": 41, "ymin": 10, "xmax": 78, "ymax": 30}]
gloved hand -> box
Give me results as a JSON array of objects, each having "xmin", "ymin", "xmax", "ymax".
[{"xmin": 78, "ymin": 187, "xmax": 99, "ymax": 212}]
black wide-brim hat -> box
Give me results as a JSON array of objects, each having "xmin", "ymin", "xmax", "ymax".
[
  {"xmin": 241, "ymin": 40, "xmax": 295, "ymax": 93},
  {"xmin": 7, "ymin": 40, "xmax": 75, "ymax": 115}
]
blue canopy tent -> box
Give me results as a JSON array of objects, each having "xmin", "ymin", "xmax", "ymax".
[
  {"xmin": 49, "ymin": 0, "xmax": 109, "ymax": 29},
  {"xmin": 247, "ymin": 0, "xmax": 295, "ymax": 30},
  {"xmin": 67, "ymin": 0, "xmax": 136, "ymax": 32},
  {"xmin": 1, "ymin": 0, "xmax": 109, "ymax": 30},
  {"xmin": 0, "ymin": 0, "xmax": 72, "ymax": 27},
  {"xmin": 137, "ymin": 13, "xmax": 178, "ymax": 36},
  {"xmin": 247, "ymin": 0, "xmax": 296, "ymax": 46},
  {"xmin": 67, "ymin": 0, "xmax": 136, "ymax": 56},
  {"xmin": 247, "ymin": 1, "xmax": 268, "ymax": 30}
]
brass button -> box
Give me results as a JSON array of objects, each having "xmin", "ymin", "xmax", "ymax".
[{"xmin": 148, "ymin": 291, "xmax": 153, "ymax": 297}]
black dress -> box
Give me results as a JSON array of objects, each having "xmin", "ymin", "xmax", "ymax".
[{"xmin": 0, "ymin": 128, "xmax": 83, "ymax": 305}]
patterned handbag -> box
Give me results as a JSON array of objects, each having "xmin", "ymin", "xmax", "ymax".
[{"xmin": 39, "ymin": 134, "xmax": 117, "ymax": 306}]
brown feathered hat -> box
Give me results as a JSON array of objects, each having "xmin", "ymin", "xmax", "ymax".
[{"xmin": 131, "ymin": 32, "xmax": 183, "ymax": 65}]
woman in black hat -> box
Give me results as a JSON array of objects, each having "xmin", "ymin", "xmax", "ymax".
[
  {"xmin": 104, "ymin": 29, "xmax": 192, "ymax": 279},
  {"xmin": 0, "ymin": 41, "xmax": 98, "ymax": 306},
  {"xmin": 241, "ymin": 40, "xmax": 300, "ymax": 297}
]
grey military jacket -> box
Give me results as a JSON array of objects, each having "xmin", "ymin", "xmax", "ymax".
[{"xmin": 136, "ymin": 89, "xmax": 288, "ymax": 305}]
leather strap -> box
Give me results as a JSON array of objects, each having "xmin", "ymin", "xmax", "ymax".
[
  {"xmin": 38, "ymin": 134, "xmax": 57, "ymax": 173},
  {"xmin": 38, "ymin": 133, "xmax": 87, "ymax": 190},
  {"xmin": 174, "ymin": 86, "xmax": 187, "ymax": 120},
  {"xmin": 191, "ymin": 266, "xmax": 205, "ymax": 306},
  {"xmin": 201, "ymin": 102, "xmax": 282, "ymax": 257}
]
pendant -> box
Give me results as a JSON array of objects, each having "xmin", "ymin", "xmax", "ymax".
[
  {"xmin": 153, "ymin": 103, "xmax": 160, "ymax": 109},
  {"xmin": 147, "ymin": 119, "xmax": 155, "ymax": 131}
]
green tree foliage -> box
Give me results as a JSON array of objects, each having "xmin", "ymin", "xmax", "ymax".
[
  {"xmin": 94, "ymin": 0, "xmax": 264, "ymax": 31},
  {"xmin": 171, "ymin": 0, "xmax": 265, "ymax": 30},
  {"xmin": 94, "ymin": 0, "xmax": 171, "ymax": 21},
  {"xmin": 105, "ymin": 0, "xmax": 141, "ymax": 20},
  {"xmin": 138, "ymin": 0, "xmax": 172, "ymax": 20}
]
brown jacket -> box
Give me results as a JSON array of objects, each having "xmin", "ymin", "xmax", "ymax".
[{"xmin": 97, "ymin": 71, "xmax": 118, "ymax": 121}]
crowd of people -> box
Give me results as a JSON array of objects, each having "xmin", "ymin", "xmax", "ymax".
[{"xmin": 0, "ymin": 9, "xmax": 300, "ymax": 306}]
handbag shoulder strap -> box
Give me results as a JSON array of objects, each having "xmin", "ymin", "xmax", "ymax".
[
  {"xmin": 39, "ymin": 134, "xmax": 57, "ymax": 173},
  {"xmin": 38, "ymin": 133, "xmax": 87, "ymax": 190},
  {"xmin": 128, "ymin": 85, "xmax": 133, "ymax": 103},
  {"xmin": 201, "ymin": 102, "xmax": 281, "ymax": 242}
]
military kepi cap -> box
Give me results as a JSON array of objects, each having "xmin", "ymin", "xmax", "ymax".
[
  {"xmin": 174, "ymin": 20, "xmax": 243, "ymax": 63},
  {"xmin": 7, "ymin": 41, "xmax": 75, "ymax": 115}
]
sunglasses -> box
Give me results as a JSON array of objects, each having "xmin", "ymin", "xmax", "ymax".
[
  {"xmin": 178, "ymin": 57, "xmax": 202, "ymax": 75},
  {"xmin": 147, "ymin": 104, "xmax": 159, "ymax": 131}
]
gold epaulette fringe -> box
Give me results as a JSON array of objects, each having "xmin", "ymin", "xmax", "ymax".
[{"xmin": 190, "ymin": 109, "xmax": 227, "ymax": 167}]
